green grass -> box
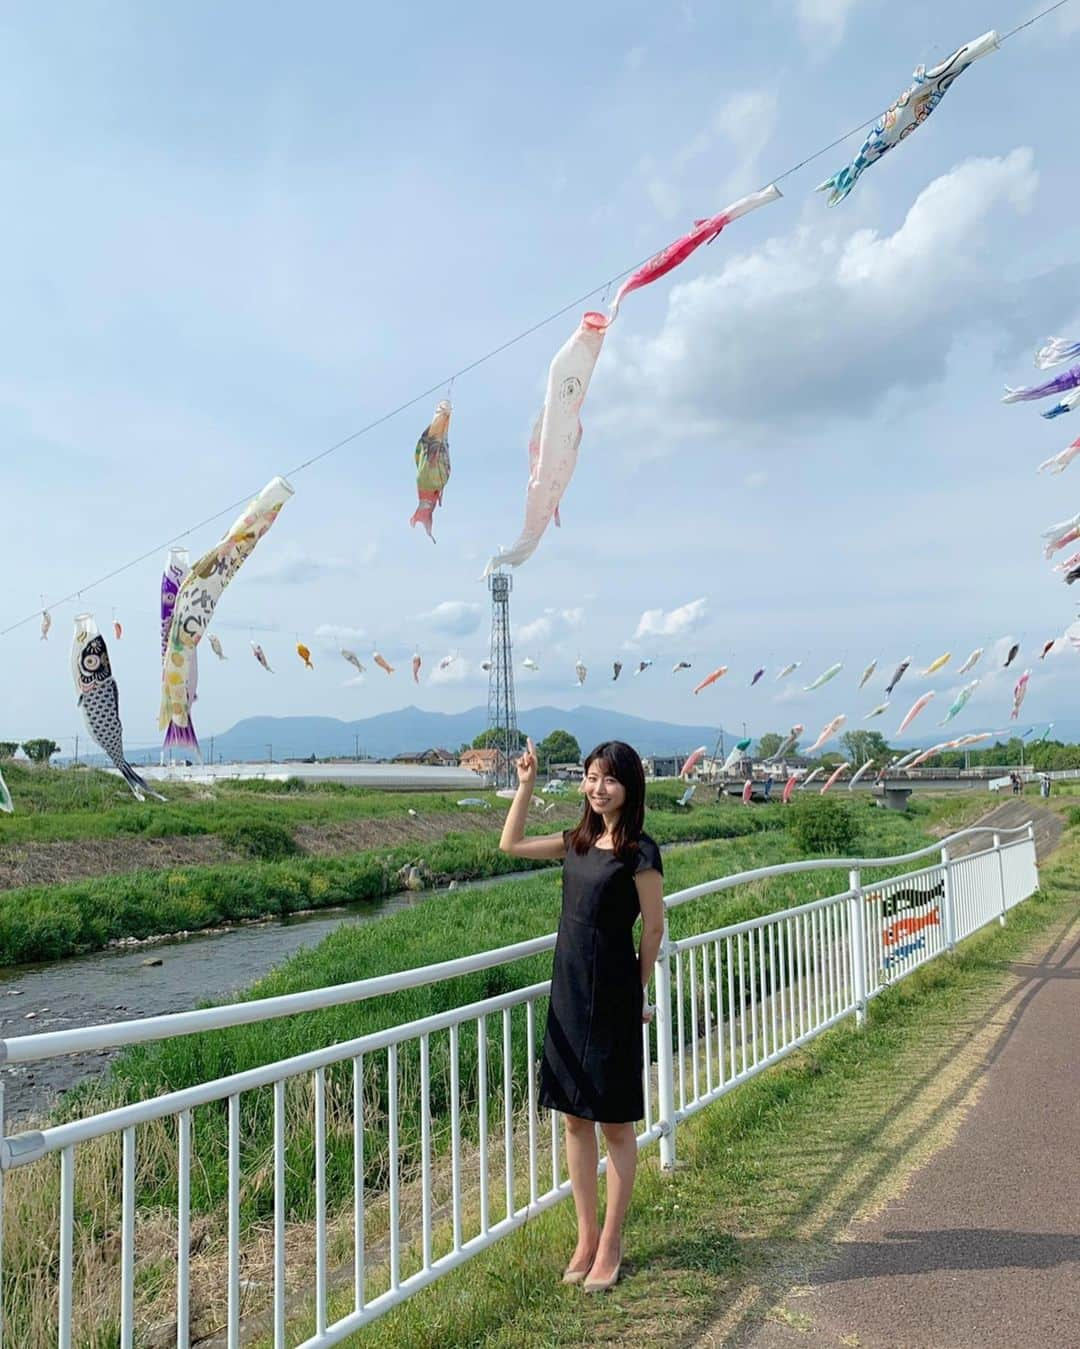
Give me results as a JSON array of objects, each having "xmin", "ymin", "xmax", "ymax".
[{"xmin": 276, "ymin": 812, "xmax": 1078, "ymax": 1347}]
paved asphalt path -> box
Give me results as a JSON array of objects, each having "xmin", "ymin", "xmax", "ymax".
[{"xmin": 727, "ymin": 811, "xmax": 1077, "ymax": 1349}]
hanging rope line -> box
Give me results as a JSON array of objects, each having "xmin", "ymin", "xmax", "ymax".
[{"xmin": 2, "ymin": 0, "xmax": 1072, "ymax": 641}]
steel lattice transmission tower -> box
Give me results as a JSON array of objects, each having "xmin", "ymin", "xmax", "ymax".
[{"xmin": 486, "ymin": 571, "xmax": 518, "ymax": 788}]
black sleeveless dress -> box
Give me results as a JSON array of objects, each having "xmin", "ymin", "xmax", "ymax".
[{"xmin": 538, "ymin": 832, "xmax": 663, "ymax": 1123}]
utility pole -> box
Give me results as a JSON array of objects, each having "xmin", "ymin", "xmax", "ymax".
[
  {"xmin": 73, "ymin": 733, "xmax": 79, "ymax": 766},
  {"xmin": 266, "ymin": 743, "xmax": 273, "ymax": 763},
  {"xmin": 209, "ymin": 736, "xmax": 215, "ymax": 764},
  {"xmin": 354, "ymin": 733, "xmax": 361, "ymax": 763}
]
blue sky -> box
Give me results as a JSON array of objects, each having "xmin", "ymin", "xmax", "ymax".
[{"xmin": 4, "ymin": 0, "xmax": 1080, "ymax": 758}]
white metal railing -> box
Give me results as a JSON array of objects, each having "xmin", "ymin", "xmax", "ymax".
[{"xmin": 0, "ymin": 822, "xmax": 1038, "ymax": 1347}]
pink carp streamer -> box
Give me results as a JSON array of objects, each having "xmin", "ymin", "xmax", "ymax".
[
  {"xmin": 782, "ymin": 774, "xmax": 799, "ymax": 804},
  {"xmin": 1010, "ymin": 670, "xmax": 1030, "ymax": 721},
  {"xmin": 693, "ymin": 665, "xmax": 728, "ymax": 694},
  {"xmin": 741, "ymin": 779, "xmax": 753, "ymax": 804},
  {"xmin": 820, "ymin": 762, "xmax": 850, "ymax": 795},
  {"xmin": 607, "ymin": 186, "xmax": 780, "ymax": 319},
  {"xmin": 679, "ymin": 746, "xmax": 708, "ymax": 779},
  {"xmin": 1038, "ymin": 438, "xmax": 1080, "ymax": 475},
  {"xmin": 805, "ymin": 715, "xmax": 846, "ymax": 753},
  {"xmin": 412, "ymin": 652, "xmax": 422, "ymax": 684},
  {"xmin": 896, "ymin": 691, "xmax": 935, "ymax": 735}
]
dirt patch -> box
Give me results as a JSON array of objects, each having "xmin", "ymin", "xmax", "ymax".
[{"xmin": 0, "ymin": 806, "xmax": 579, "ymax": 892}]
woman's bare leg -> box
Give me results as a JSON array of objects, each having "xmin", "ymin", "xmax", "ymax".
[
  {"xmin": 563, "ymin": 1114, "xmax": 600, "ymax": 1271},
  {"xmin": 592, "ymin": 1122, "xmax": 637, "ymax": 1278}
]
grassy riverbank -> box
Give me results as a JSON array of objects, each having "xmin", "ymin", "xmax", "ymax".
[{"xmin": 0, "ymin": 795, "xmax": 996, "ymax": 1346}]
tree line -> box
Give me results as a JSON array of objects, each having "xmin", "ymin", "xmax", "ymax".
[{"xmin": 0, "ymin": 740, "xmax": 61, "ymax": 764}]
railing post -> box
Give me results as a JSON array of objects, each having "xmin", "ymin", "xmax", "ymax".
[
  {"xmin": 848, "ymin": 867, "xmax": 868, "ymax": 1027},
  {"xmin": 0, "ymin": 1076, "xmax": 5, "ymax": 1349},
  {"xmin": 1028, "ymin": 822, "xmax": 1039, "ymax": 893},
  {"xmin": 941, "ymin": 845, "xmax": 956, "ymax": 952},
  {"xmin": 994, "ymin": 832, "xmax": 1007, "ymax": 926},
  {"xmin": 653, "ymin": 912, "xmax": 677, "ymax": 1170}
]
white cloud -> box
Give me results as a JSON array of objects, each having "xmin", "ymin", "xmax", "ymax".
[
  {"xmin": 625, "ymin": 44, "xmax": 647, "ymax": 72},
  {"xmin": 634, "ymin": 597, "xmax": 708, "ymax": 640},
  {"xmin": 247, "ymin": 542, "xmax": 373, "ymax": 586},
  {"xmin": 429, "ymin": 657, "xmax": 471, "ymax": 685},
  {"xmin": 413, "ymin": 600, "xmax": 483, "ymax": 637},
  {"xmin": 744, "ymin": 470, "xmax": 769, "ymax": 489},
  {"xmin": 601, "ymin": 150, "xmax": 1042, "ymax": 449},
  {"xmin": 793, "ymin": 0, "xmax": 861, "ymax": 49},
  {"xmin": 315, "ymin": 623, "xmax": 366, "ymax": 647},
  {"xmin": 518, "ymin": 607, "xmax": 585, "ymax": 646}
]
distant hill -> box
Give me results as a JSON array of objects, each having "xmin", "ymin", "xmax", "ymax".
[{"xmin": 184, "ymin": 705, "xmax": 733, "ymax": 764}]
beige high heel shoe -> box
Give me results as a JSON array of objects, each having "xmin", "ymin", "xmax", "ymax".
[
  {"xmin": 583, "ymin": 1245, "xmax": 621, "ymax": 1292},
  {"xmin": 561, "ymin": 1249, "xmax": 597, "ymax": 1285}
]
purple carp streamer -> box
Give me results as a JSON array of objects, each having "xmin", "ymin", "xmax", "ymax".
[
  {"xmin": 939, "ymin": 679, "xmax": 979, "ymax": 725},
  {"xmin": 805, "ymin": 715, "xmax": 846, "ymax": 753},
  {"xmin": 410, "ymin": 400, "xmax": 452, "ymax": 542},
  {"xmin": 816, "ymin": 31, "xmax": 999, "ymax": 207},
  {"xmin": 896, "ymin": 691, "xmax": 935, "ymax": 736},
  {"xmin": 884, "ymin": 657, "xmax": 911, "ymax": 697},
  {"xmin": 73, "ymin": 613, "xmax": 164, "ymax": 802},
  {"xmin": 160, "ymin": 477, "xmax": 293, "ymax": 753},
  {"xmin": 804, "ymin": 662, "xmax": 842, "ymax": 691},
  {"xmin": 1035, "ymin": 337, "xmax": 1080, "ymax": 370},
  {"xmin": 0, "ymin": 766, "xmax": 12, "ymax": 814},
  {"xmin": 1003, "ymin": 363, "xmax": 1080, "ymax": 405},
  {"xmin": 956, "ymin": 647, "xmax": 983, "ymax": 675},
  {"xmin": 750, "ymin": 666, "xmax": 766, "ymax": 686},
  {"xmin": 1010, "ymin": 670, "xmax": 1030, "ymax": 721}
]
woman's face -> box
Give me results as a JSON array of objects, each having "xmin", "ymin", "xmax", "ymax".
[{"xmin": 583, "ymin": 759, "xmax": 627, "ymax": 818}]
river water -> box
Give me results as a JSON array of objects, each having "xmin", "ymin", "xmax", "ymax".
[{"xmin": 0, "ymin": 869, "xmax": 551, "ymax": 1126}]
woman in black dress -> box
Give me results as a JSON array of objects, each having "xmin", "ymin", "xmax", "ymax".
[{"xmin": 500, "ymin": 738, "xmax": 664, "ymax": 1291}]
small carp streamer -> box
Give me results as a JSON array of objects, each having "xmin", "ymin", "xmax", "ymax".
[
  {"xmin": 438, "ymin": 653, "xmax": 456, "ymax": 671},
  {"xmin": 884, "ymin": 657, "xmax": 911, "ymax": 697},
  {"xmin": 1038, "ymin": 438, "xmax": 1080, "ymax": 475},
  {"xmin": 1010, "ymin": 670, "xmax": 1030, "ymax": 721},
  {"xmin": 782, "ymin": 774, "xmax": 799, "ymax": 804},
  {"xmin": 817, "ymin": 31, "xmax": 999, "ymax": 206},
  {"xmin": 208, "ymin": 634, "xmax": 227, "ymax": 660},
  {"xmin": 722, "ymin": 738, "xmax": 753, "ymax": 773},
  {"xmin": 750, "ymin": 666, "xmax": 766, "ymax": 687},
  {"xmin": 1039, "ymin": 639, "xmax": 1056, "ymax": 660},
  {"xmin": 1055, "ymin": 548, "xmax": 1080, "ymax": 574},
  {"xmin": 864, "ymin": 701, "xmax": 890, "ymax": 719},
  {"xmin": 341, "ymin": 649, "xmax": 366, "ymax": 675},
  {"xmin": 848, "ymin": 759, "xmax": 875, "ymax": 790},
  {"xmin": 805, "ymin": 715, "xmax": 846, "ymax": 753},
  {"xmin": 252, "ymin": 643, "xmax": 274, "ymax": 673},
  {"xmin": 857, "ymin": 659, "xmax": 878, "ymax": 690},
  {"xmin": 612, "ymin": 661, "xmax": 623, "ymax": 682},
  {"xmin": 679, "ymin": 746, "xmax": 708, "ymax": 778},
  {"xmin": 1003, "ymin": 641, "xmax": 1020, "ymax": 669},
  {"xmin": 1035, "ymin": 337, "xmax": 1080, "ymax": 369},
  {"xmin": 820, "ymin": 762, "xmax": 850, "ymax": 796},
  {"xmin": 40, "ymin": 609, "xmax": 51, "ymax": 641},
  {"xmin": 776, "ymin": 661, "xmax": 801, "ymax": 680},
  {"xmin": 608, "ymin": 186, "xmax": 780, "ymax": 318},
  {"xmin": 920, "ymin": 652, "xmax": 951, "ymax": 676},
  {"xmin": 804, "ymin": 662, "xmax": 842, "ymax": 692},
  {"xmin": 671, "ymin": 661, "xmax": 692, "ymax": 673},
  {"xmin": 802, "ymin": 767, "xmax": 826, "ymax": 789},
  {"xmin": 896, "ymin": 691, "xmax": 935, "ymax": 735},
  {"xmin": 412, "ymin": 652, "xmax": 422, "ymax": 684},
  {"xmin": 410, "ymin": 400, "xmax": 452, "ymax": 541},
  {"xmin": 160, "ymin": 477, "xmax": 293, "ymax": 755},
  {"xmin": 522, "ymin": 657, "xmax": 540, "ymax": 672},
  {"xmin": 160, "ymin": 546, "xmax": 197, "ymax": 750},
  {"xmin": 1042, "ymin": 388, "xmax": 1080, "ymax": 420},
  {"xmin": 1003, "ymin": 363, "xmax": 1080, "ymax": 405},
  {"xmin": 575, "ymin": 658, "xmax": 587, "ymax": 686},
  {"xmin": 939, "ymin": 679, "xmax": 979, "ymax": 725},
  {"xmin": 693, "ymin": 664, "xmax": 727, "ymax": 694},
  {"xmin": 634, "ymin": 660, "xmax": 652, "ymax": 676},
  {"xmin": 296, "ymin": 642, "xmax": 314, "ymax": 669},
  {"xmin": 480, "ymin": 660, "xmax": 492, "ymax": 672},
  {"xmin": 766, "ymin": 725, "xmax": 804, "ymax": 762},
  {"xmin": 0, "ymin": 765, "xmax": 12, "ymax": 813},
  {"xmin": 374, "ymin": 652, "xmax": 394, "ymax": 675},
  {"xmin": 73, "ymin": 614, "xmax": 164, "ymax": 802},
  {"xmin": 741, "ymin": 780, "xmax": 753, "ymax": 804},
  {"xmin": 956, "ymin": 647, "xmax": 983, "ymax": 675},
  {"xmin": 112, "ymin": 618, "xmax": 123, "ymax": 641}
]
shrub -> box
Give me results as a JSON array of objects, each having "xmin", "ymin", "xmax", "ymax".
[
  {"xmin": 788, "ymin": 795, "xmax": 860, "ymax": 855},
  {"xmin": 219, "ymin": 820, "xmax": 299, "ymax": 861}
]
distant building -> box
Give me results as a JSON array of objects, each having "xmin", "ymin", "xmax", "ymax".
[
  {"xmin": 643, "ymin": 754, "xmax": 684, "ymax": 779},
  {"xmin": 545, "ymin": 761, "xmax": 583, "ymax": 781},
  {"xmin": 459, "ymin": 747, "xmax": 506, "ymax": 777},
  {"xmin": 392, "ymin": 748, "xmax": 459, "ymax": 767}
]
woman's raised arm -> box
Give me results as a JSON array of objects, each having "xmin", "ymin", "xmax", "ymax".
[{"xmin": 498, "ymin": 737, "xmax": 568, "ymax": 860}]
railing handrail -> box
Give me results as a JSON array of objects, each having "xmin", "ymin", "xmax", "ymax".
[{"xmin": 0, "ymin": 821, "xmax": 1031, "ymax": 1068}]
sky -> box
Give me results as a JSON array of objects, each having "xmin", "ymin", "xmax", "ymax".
[{"xmin": 4, "ymin": 0, "xmax": 1080, "ymax": 760}]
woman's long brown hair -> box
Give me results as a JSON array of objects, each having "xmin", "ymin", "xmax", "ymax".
[{"xmin": 567, "ymin": 740, "xmax": 646, "ymax": 857}]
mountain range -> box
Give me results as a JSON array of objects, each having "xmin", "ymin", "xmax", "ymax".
[{"xmin": 160, "ymin": 705, "xmax": 734, "ymax": 764}]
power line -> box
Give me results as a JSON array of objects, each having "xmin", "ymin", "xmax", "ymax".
[{"xmin": 2, "ymin": 0, "xmax": 1072, "ymax": 642}]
